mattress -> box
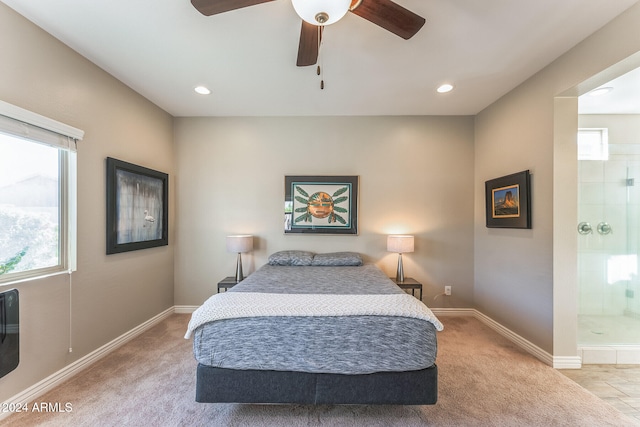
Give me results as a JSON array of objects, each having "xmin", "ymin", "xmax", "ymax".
[{"xmin": 189, "ymin": 264, "xmax": 442, "ymax": 375}]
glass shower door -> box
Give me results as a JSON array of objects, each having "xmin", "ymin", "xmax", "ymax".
[
  {"xmin": 624, "ymin": 157, "xmax": 640, "ymax": 325},
  {"xmin": 577, "ymin": 144, "xmax": 640, "ymax": 345}
]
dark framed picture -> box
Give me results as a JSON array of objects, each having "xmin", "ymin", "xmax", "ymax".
[
  {"xmin": 284, "ymin": 175, "xmax": 358, "ymax": 235},
  {"xmin": 485, "ymin": 170, "xmax": 531, "ymax": 229},
  {"xmin": 106, "ymin": 157, "xmax": 168, "ymax": 254}
]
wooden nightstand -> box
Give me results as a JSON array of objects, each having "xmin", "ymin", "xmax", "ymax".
[
  {"xmin": 392, "ymin": 277, "xmax": 422, "ymax": 300},
  {"xmin": 217, "ymin": 276, "xmax": 240, "ymax": 293}
]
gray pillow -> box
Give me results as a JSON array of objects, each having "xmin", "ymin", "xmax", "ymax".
[
  {"xmin": 311, "ymin": 252, "xmax": 363, "ymax": 266},
  {"xmin": 267, "ymin": 250, "xmax": 315, "ymax": 266}
]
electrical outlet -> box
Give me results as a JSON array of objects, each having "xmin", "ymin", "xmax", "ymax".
[{"xmin": 445, "ymin": 286, "xmax": 452, "ymax": 296}]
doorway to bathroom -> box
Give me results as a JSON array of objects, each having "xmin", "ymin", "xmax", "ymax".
[{"xmin": 577, "ymin": 67, "xmax": 640, "ymax": 361}]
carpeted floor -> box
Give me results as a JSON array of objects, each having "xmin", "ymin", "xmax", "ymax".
[{"xmin": 2, "ymin": 314, "xmax": 637, "ymax": 426}]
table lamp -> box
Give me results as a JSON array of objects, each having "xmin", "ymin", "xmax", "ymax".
[
  {"xmin": 226, "ymin": 235, "xmax": 253, "ymax": 282},
  {"xmin": 387, "ymin": 235, "xmax": 414, "ymax": 283}
]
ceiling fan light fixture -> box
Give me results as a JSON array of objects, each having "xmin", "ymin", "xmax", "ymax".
[{"xmin": 292, "ymin": 0, "xmax": 351, "ymax": 26}]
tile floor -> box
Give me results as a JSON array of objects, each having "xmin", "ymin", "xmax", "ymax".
[{"xmin": 560, "ymin": 365, "xmax": 640, "ymax": 424}]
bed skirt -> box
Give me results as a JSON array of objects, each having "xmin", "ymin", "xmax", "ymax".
[{"xmin": 195, "ymin": 364, "xmax": 438, "ymax": 405}]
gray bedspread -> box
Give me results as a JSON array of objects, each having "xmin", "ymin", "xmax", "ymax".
[
  {"xmin": 229, "ymin": 264, "xmax": 404, "ymax": 294},
  {"xmin": 191, "ymin": 264, "xmax": 439, "ymax": 375}
]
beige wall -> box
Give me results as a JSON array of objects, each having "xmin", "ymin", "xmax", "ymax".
[
  {"xmin": 173, "ymin": 116, "xmax": 475, "ymax": 307},
  {"xmin": 474, "ymin": 3, "xmax": 640, "ymax": 355},
  {"xmin": 3, "ymin": 0, "xmax": 640, "ymax": 404},
  {"xmin": 0, "ymin": 4, "xmax": 175, "ymax": 401}
]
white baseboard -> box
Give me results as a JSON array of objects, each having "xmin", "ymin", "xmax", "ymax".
[
  {"xmin": 0, "ymin": 307, "xmax": 174, "ymax": 421},
  {"xmin": 432, "ymin": 307, "xmax": 555, "ymax": 367},
  {"xmin": 553, "ymin": 356, "xmax": 583, "ymax": 369},
  {"xmin": 472, "ymin": 310, "xmax": 554, "ymax": 366},
  {"xmin": 580, "ymin": 345, "xmax": 640, "ymax": 365},
  {"xmin": 431, "ymin": 308, "xmax": 475, "ymax": 317},
  {"xmin": 174, "ymin": 305, "xmax": 198, "ymax": 314}
]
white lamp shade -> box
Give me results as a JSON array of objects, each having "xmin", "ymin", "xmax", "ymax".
[
  {"xmin": 291, "ymin": 0, "xmax": 351, "ymax": 26},
  {"xmin": 226, "ymin": 235, "xmax": 253, "ymax": 253},
  {"xmin": 387, "ymin": 235, "xmax": 414, "ymax": 253}
]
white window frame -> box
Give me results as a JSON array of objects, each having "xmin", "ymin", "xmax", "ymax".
[
  {"xmin": 0, "ymin": 100, "xmax": 83, "ymax": 285},
  {"xmin": 577, "ymin": 128, "xmax": 609, "ymax": 161}
]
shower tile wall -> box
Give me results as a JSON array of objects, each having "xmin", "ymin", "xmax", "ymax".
[{"xmin": 578, "ymin": 147, "xmax": 638, "ymax": 317}]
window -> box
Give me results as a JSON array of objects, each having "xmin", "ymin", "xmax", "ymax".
[
  {"xmin": 578, "ymin": 128, "xmax": 609, "ymax": 161},
  {"xmin": 0, "ymin": 101, "xmax": 82, "ymax": 284}
]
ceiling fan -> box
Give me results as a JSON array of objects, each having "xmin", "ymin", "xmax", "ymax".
[{"xmin": 190, "ymin": 0, "xmax": 426, "ymax": 67}]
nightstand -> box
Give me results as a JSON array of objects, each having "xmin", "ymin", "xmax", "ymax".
[
  {"xmin": 217, "ymin": 276, "xmax": 240, "ymax": 293},
  {"xmin": 392, "ymin": 277, "xmax": 422, "ymax": 300}
]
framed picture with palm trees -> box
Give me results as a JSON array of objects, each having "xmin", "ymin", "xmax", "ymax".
[
  {"xmin": 106, "ymin": 157, "xmax": 168, "ymax": 254},
  {"xmin": 284, "ymin": 175, "xmax": 358, "ymax": 235}
]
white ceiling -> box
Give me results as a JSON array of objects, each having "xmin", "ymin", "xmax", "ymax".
[
  {"xmin": 2, "ymin": 0, "xmax": 639, "ymax": 117},
  {"xmin": 579, "ymin": 67, "xmax": 640, "ymax": 114}
]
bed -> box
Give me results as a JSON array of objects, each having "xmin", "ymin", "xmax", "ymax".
[{"xmin": 185, "ymin": 251, "xmax": 443, "ymax": 405}]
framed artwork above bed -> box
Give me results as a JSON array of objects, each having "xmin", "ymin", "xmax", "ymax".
[{"xmin": 284, "ymin": 175, "xmax": 358, "ymax": 235}]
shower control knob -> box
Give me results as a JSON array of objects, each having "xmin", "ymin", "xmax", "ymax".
[
  {"xmin": 597, "ymin": 222, "xmax": 612, "ymax": 235},
  {"xmin": 577, "ymin": 222, "xmax": 592, "ymax": 235}
]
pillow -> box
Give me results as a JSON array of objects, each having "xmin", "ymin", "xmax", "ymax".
[
  {"xmin": 267, "ymin": 250, "xmax": 315, "ymax": 266},
  {"xmin": 311, "ymin": 252, "xmax": 363, "ymax": 266}
]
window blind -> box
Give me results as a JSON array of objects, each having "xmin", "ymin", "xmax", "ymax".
[{"xmin": 0, "ymin": 100, "xmax": 84, "ymax": 151}]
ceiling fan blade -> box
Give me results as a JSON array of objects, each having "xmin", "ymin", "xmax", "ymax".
[
  {"xmin": 350, "ymin": 0, "xmax": 425, "ymax": 39},
  {"xmin": 296, "ymin": 21, "xmax": 321, "ymax": 67},
  {"xmin": 191, "ymin": 0, "xmax": 275, "ymax": 16}
]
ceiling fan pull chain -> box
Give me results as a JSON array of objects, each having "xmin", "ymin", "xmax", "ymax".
[{"xmin": 318, "ymin": 26, "xmax": 324, "ymax": 90}]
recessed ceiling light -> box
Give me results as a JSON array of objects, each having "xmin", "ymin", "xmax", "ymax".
[
  {"xmin": 194, "ymin": 86, "xmax": 211, "ymax": 95},
  {"xmin": 437, "ymin": 84, "xmax": 454, "ymax": 93},
  {"xmin": 587, "ymin": 87, "xmax": 613, "ymax": 97}
]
